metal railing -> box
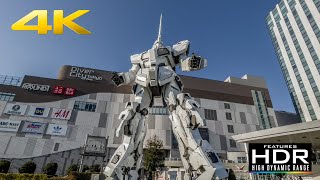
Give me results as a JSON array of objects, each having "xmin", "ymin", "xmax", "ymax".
[{"xmin": 0, "ymin": 75, "xmax": 23, "ymax": 86}]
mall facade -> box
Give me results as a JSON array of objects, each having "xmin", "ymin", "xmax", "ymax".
[{"xmin": 0, "ymin": 65, "xmax": 277, "ymax": 177}]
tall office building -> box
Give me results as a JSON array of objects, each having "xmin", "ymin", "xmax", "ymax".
[{"xmin": 266, "ymin": 0, "xmax": 320, "ymax": 122}]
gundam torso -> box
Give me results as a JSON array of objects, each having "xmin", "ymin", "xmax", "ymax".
[{"xmin": 131, "ymin": 46, "xmax": 177, "ymax": 88}]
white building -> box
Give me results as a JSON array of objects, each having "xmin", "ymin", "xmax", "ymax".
[
  {"xmin": 266, "ymin": 0, "xmax": 320, "ymax": 122},
  {"xmin": 0, "ymin": 65, "xmax": 277, "ymax": 177}
]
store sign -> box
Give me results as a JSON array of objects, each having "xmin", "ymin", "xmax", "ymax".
[
  {"xmin": 69, "ymin": 66, "xmax": 102, "ymax": 81},
  {"xmin": 46, "ymin": 124, "xmax": 68, "ymax": 136},
  {"xmin": 51, "ymin": 108, "xmax": 72, "ymax": 120},
  {"xmin": 0, "ymin": 119, "xmax": 21, "ymax": 132},
  {"xmin": 22, "ymin": 83, "xmax": 50, "ymax": 92},
  {"xmin": 53, "ymin": 86, "xmax": 76, "ymax": 96},
  {"xmin": 64, "ymin": 87, "xmax": 76, "ymax": 96},
  {"xmin": 53, "ymin": 86, "xmax": 64, "ymax": 95},
  {"xmin": 28, "ymin": 106, "xmax": 50, "ymax": 118},
  {"xmin": 21, "ymin": 121, "xmax": 46, "ymax": 134},
  {"xmin": 4, "ymin": 103, "xmax": 28, "ymax": 115}
]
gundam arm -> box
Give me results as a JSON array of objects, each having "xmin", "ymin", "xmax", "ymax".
[
  {"xmin": 172, "ymin": 40, "xmax": 208, "ymax": 72},
  {"xmin": 111, "ymin": 64, "xmax": 140, "ymax": 86}
]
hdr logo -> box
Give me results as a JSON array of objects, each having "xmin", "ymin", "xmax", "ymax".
[{"xmin": 249, "ymin": 144, "xmax": 312, "ymax": 174}]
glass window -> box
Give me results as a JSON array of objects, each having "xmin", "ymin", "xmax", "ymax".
[
  {"xmin": 227, "ymin": 125, "xmax": 234, "ymax": 133},
  {"xmin": 0, "ymin": 92, "xmax": 15, "ymax": 102},
  {"xmin": 74, "ymin": 101, "xmax": 97, "ymax": 112},
  {"xmin": 149, "ymin": 106, "xmax": 169, "ymax": 115},
  {"xmin": 226, "ymin": 112, "xmax": 232, "ymax": 120},
  {"xmin": 224, "ymin": 103, "xmax": 230, "ymax": 109},
  {"xmin": 204, "ymin": 109, "xmax": 217, "ymax": 120},
  {"xmin": 229, "ymin": 139, "xmax": 237, "ymax": 148}
]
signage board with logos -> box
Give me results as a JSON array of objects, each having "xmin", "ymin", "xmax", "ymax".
[
  {"xmin": 51, "ymin": 108, "xmax": 72, "ymax": 120},
  {"xmin": 28, "ymin": 106, "xmax": 50, "ymax": 118},
  {"xmin": 46, "ymin": 124, "xmax": 68, "ymax": 136},
  {"xmin": 69, "ymin": 66, "xmax": 103, "ymax": 81},
  {"xmin": 0, "ymin": 119, "xmax": 21, "ymax": 132},
  {"xmin": 4, "ymin": 103, "xmax": 28, "ymax": 115},
  {"xmin": 21, "ymin": 121, "xmax": 46, "ymax": 134},
  {"xmin": 21, "ymin": 83, "xmax": 50, "ymax": 92}
]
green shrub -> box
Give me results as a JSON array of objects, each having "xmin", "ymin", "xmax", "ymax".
[
  {"xmin": 66, "ymin": 164, "xmax": 78, "ymax": 175},
  {"xmin": 81, "ymin": 165, "xmax": 89, "ymax": 172},
  {"xmin": 89, "ymin": 164, "xmax": 100, "ymax": 173},
  {"xmin": 228, "ymin": 169, "xmax": 237, "ymax": 180},
  {"xmin": 18, "ymin": 161, "xmax": 37, "ymax": 174},
  {"xmin": 65, "ymin": 172, "xmax": 91, "ymax": 180},
  {"xmin": 43, "ymin": 163, "xmax": 58, "ymax": 176},
  {"xmin": 0, "ymin": 160, "xmax": 11, "ymax": 173},
  {"xmin": 0, "ymin": 173, "xmax": 47, "ymax": 180}
]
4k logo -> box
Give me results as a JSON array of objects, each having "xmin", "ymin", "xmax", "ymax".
[{"xmin": 11, "ymin": 10, "xmax": 91, "ymax": 35}]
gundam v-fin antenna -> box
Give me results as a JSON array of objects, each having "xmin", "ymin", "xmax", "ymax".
[{"xmin": 152, "ymin": 14, "xmax": 164, "ymax": 48}]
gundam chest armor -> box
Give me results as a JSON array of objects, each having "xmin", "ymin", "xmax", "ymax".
[{"xmin": 104, "ymin": 15, "xmax": 228, "ymax": 180}]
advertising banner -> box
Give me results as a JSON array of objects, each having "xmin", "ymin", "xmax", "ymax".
[
  {"xmin": 21, "ymin": 121, "xmax": 46, "ymax": 134},
  {"xmin": 4, "ymin": 103, "xmax": 28, "ymax": 115},
  {"xmin": 0, "ymin": 119, "xmax": 21, "ymax": 132},
  {"xmin": 28, "ymin": 106, "xmax": 50, "ymax": 118},
  {"xmin": 51, "ymin": 108, "xmax": 72, "ymax": 120},
  {"xmin": 46, "ymin": 124, "xmax": 68, "ymax": 136}
]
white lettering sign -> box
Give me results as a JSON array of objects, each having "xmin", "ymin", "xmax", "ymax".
[
  {"xmin": 46, "ymin": 124, "xmax": 68, "ymax": 136},
  {"xmin": 69, "ymin": 66, "xmax": 103, "ymax": 81},
  {"xmin": 0, "ymin": 119, "xmax": 21, "ymax": 132},
  {"xmin": 28, "ymin": 106, "xmax": 50, "ymax": 118},
  {"xmin": 4, "ymin": 103, "xmax": 28, "ymax": 115},
  {"xmin": 22, "ymin": 83, "xmax": 50, "ymax": 92},
  {"xmin": 51, "ymin": 108, "xmax": 72, "ymax": 120}
]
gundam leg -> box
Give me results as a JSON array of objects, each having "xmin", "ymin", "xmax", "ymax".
[
  {"xmin": 104, "ymin": 84, "xmax": 151, "ymax": 180},
  {"xmin": 163, "ymin": 78, "xmax": 228, "ymax": 180}
]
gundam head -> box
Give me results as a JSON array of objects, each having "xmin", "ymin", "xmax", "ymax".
[{"xmin": 152, "ymin": 14, "xmax": 164, "ymax": 49}]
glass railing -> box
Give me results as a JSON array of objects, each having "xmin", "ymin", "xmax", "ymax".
[{"xmin": 0, "ymin": 75, "xmax": 24, "ymax": 86}]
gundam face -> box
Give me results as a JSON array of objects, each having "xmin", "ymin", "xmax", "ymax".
[{"xmin": 105, "ymin": 15, "xmax": 228, "ymax": 180}]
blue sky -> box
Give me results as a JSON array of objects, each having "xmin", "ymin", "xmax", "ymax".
[{"xmin": 0, "ymin": 0, "xmax": 294, "ymax": 112}]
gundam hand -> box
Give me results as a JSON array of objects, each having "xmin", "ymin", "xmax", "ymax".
[
  {"xmin": 188, "ymin": 53, "xmax": 206, "ymax": 70},
  {"xmin": 111, "ymin": 72, "xmax": 125, "ymax": 86},
  {"xmin": 181, "ymin": 53, "xmax": 207, "ymax": 72}
]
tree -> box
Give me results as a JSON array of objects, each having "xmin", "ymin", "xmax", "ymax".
[
  {"xmin": 43, "ymin": 162, "xmax": 58, "ymax": 176},
  {"xmin": 67, "ymin": 164, "xmax": 78, "ymax": 174},
  {"xmin": 82, "ymin": 165, "xmax": 89, "ymax": 172},
  {"xmin": 90, "ymin": 164, "xmax": 101, "ymax": 173},
  {"xmin": 0, "ymin": 160, "xmax": 11, "ymax": 173},
  {"xmin": 18, "ymin": 161, "xmax": 36, "ymax": 174},
  {"xmin": 228, "ymin": 169, "xmax": 237, "ymax": 180},
  {"xmin": 143, "ymin": 135, "xmax": 166, "ymax": 179}
]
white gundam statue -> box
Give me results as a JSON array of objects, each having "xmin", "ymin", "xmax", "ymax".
[{"xmin": 104, "ymin": 15, "xmax": 228, "ymax": 180}]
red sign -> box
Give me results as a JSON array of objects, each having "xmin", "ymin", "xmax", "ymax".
[
  {"xmin": 53, "ymin": 86, "xmax": 64, "ymax": 95},
  {"xmin": 53, "ymin": 86, "xmax": 76, "ymax": 96},
  {"xmin": 64, "ymin": 87, "xmax": 76, "ymax": 96}
]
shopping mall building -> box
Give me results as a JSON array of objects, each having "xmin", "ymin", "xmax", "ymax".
[{"xmin": 0, "ymin": 65, "xmax": 277, "ymax": 177}]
